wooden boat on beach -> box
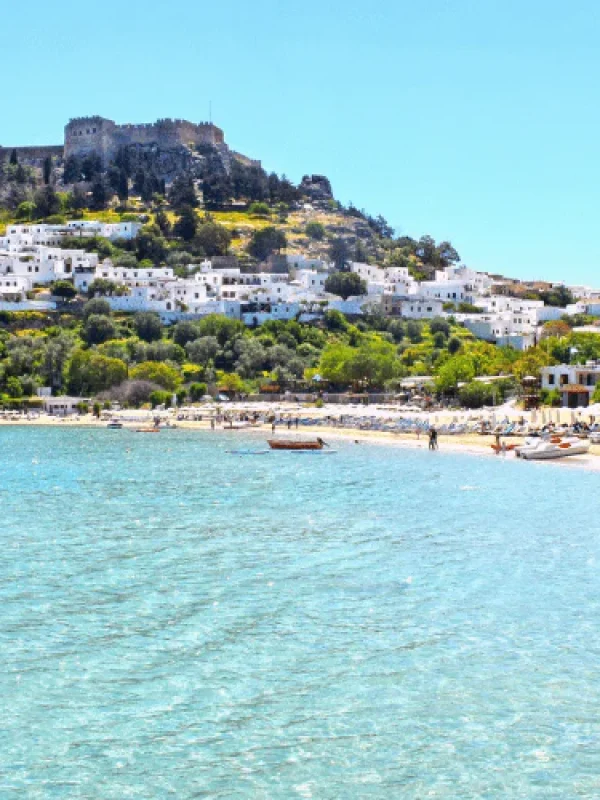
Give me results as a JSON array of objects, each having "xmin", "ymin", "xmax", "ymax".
[{"xmin": 267, "ymin": 438, "xmax": 326, "ymax": 451}]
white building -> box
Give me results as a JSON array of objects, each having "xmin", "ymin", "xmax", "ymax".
[{"xmin": 541, "ymin": 362, "xmax": 600, "ymax": 408}]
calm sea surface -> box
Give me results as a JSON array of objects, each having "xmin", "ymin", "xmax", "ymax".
[{"xmin": 1, "ymin": 427, "xmax": 600, "ymax": 798}]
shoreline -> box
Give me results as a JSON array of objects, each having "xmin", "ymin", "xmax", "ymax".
[{"xmin": 3, "ymin": 414, "xmax": 600, "ymax": 470}]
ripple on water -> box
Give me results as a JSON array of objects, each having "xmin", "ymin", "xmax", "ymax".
[{"xmin": 1, "ymin": 427, "xmax": 600, "ymax": 798}]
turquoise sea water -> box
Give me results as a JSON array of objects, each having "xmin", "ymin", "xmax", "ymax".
[{"xmin": 1, "ymin": 428, "xmax": 600, "ymax": 798}]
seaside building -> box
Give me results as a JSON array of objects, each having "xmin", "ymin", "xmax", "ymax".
[{"xmin": 541, "ymin": 362, "xmax": 600, "ymax": 408}]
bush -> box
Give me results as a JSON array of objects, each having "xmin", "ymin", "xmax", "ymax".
[
  {"xmin": 150, "ymin": 390, "xmax": 172, "ymax": 408},
  {"xmin": 447, "ymin": 336, "xmax": 461, "ymax": 355},
  {"xmin": 541, "ymin": 388, "xmax": 561, "ymax": 407},
  {"xmin": 432, "ymin": 331, "xmax": 447, "ymax": 349},
  {"xmin": 248, "ymin": 202, "xmax": 270, "ymax": 217},
  {"xmin": 429, "ymin": 318, "xmax": 450, "ymax": 337},
  {"xmin": 458, "ymin": 381, "xmax": 494, "ymax": 408}
]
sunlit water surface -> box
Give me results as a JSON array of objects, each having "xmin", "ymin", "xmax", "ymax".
[{"xmin": 1, "ymin": 427, "xmax": 600, "ymax": 798}]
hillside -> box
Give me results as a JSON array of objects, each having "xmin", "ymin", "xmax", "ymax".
[{"xmin": 0, "ymin": 127, "xmax": 459, "ymax": 280}]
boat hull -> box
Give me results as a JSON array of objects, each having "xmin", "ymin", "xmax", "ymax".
[
  {"xmin": 267, "ymin": 439, "xmax": 324, "ymax": 450},
  {"xmin": 517, "ymin": 442, "xmax": 590, "ymax": 460}
]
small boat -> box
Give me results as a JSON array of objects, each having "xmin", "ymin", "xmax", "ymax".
[
  {"xmin": 106, "ymin": 419, "xmax": 123, "ymax": 429},
  {"xmin": 267, "ymin": 438, "xmax": 327, "ymax": 451},
  {"xmin": 490, "ymin": 443, "xmax": 516, "ymax": 453},
  {"xmin": 136, "ymin": 427, "xmax": 160, "ymax": 433},
  {"xmin": 515, "ymin": 435, "xmax": 590, "ymax": 460}
]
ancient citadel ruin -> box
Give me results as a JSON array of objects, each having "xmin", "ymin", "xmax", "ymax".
[{"xmin": 0, "ymin": 116, "xmax": 257, "ymax": 170}]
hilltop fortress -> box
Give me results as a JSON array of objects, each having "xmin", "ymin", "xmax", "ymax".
[
  {"xmin": 64, "ymin": 116, "xmax": 225, "ymax": 163},
  {"xmin": 1, "ymin": 116, "xmax": 257, "ymax": 170}
]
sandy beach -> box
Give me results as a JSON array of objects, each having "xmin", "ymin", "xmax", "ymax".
[{"xmin": 3, "ymin": 403, "xmax": 600, "ymax": 469}]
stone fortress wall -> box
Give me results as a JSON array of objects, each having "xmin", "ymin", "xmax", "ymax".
[
  {"xmin": 0, "ymin": 145, "xmax": 64, "ymax": 166},
  {"xmin": 1, "ymin": 116, "xmax": 258, "ymax": 171},
  {"xmin": 64, "ymin": 116, "xmax": 225, "ymax": 164}
]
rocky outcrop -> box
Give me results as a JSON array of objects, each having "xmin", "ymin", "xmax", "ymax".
[{"xmin": 300, "ymin": 174, "xmax": 333, "ymax": 204}]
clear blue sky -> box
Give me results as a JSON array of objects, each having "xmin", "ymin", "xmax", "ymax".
[{"xmin": 3, "ymin": 0, "xmax": 600, "ymax": 284}]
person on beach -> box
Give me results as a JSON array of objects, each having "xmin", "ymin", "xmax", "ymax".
[
  {"xmin": 428, "ymin": 426, "xmax": 438, "ymax": 450},
  {"xmin": 272, "ymin": 421, "xmax": 276, "ymax": 434}
]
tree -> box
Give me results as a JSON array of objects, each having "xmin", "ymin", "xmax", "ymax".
[
  {"xmin": 247, "ymin": 227, "xmax": 287, "ymax": 261},
  {"xmin": 217, "ymin": 372, "xmax": 245, "ymax": 394},
  {"xmin": 34, "ymin": 186, "xmax": 61, "ymax": 219},
  {"xmin": 9, "ymin": 149, "xmax": 18, "ymax": 166},
  {"xmin": 189, "ymin": 382, "xmax": 208, "ymax": 401},
  {"xmin": 155, "ymin": 209, "xmax": 172, "ymax": 237},
  {"xmin": 319, "ymin": 337, "xmax": 400, "ymax": 389},
  {"xmin": 133, "ymin": 312, "xmax": 163, "ymax": 343},
  {"xmin": 90, "ymin": 177, "xmax": 109, "ymax": 210},
  {"xmin": 83, "ymin": 314, "xmax": 117, "ymax": 346},
  {"xmin": 116, "ymin": 169, "xmax": 129, "ymax": 202},
  {"xmin": 43, "ymin": 156, "xmax": 52, "ymax": 185},
  {"xmin": 324, "ymin": 272, "xmax": 367, "ymax": 300},
  {"xmin": 130, "ymin": 361, "xmax": 181, "ymax": 391},
  {"xmin": 434, "ymin": 354, "xmax": 477, "ymax": 393},
  {"xmin": 136, "ymin": 225, "xmax": 168, "ymax": 263},
  {"xmin": 82, "ymin": 153, "xmax": 102, "ymax": 182},
  {"xmin": 305, "ymin": 221, "xmax": 325, "ymax": 240},
  {"xmin": 329, "ymin": 237, "xmax": 350, "ymax": 270},
  {"xmin": 541, "ymin": 320, "xmax": 571, "ymax": 339},
  {"xmin": 194, "ymin": 220, "xmax": 231, "ymax": 256},
  {"xmin": 174, "ymin": 206, "xmax": 198, "ymax": 241},
  {"xmin": 168, "ymin": 176, "xmax": 198, "ymax": 208},
  {"xmin": 66, "ymin": 350, "xmax": 128, "ymax": 395},
  {"xmin": 406, "ymin": 320, "xmax": 423, "ymax": 343},
  {"xmin": 83, "ymin": 298, "xmax": 111, "ymax": 319},
  {"xmin": 437, "ymin": 241, "xmax": 460, "ymax": 268},
  {"xmin": 63, "ymin": 156, "xmax": 82, "ymax": 183},
  {"xmin": 172, "ymin": 321, "xmax": 199, "ymax": 348},
  {"xmin": 196, "ymin": 314, "xmax": 245, "ymax": 345},
  {"xmin": 6, "ymin": 376, "xmax": 23, "ymax": 398},
  {"xmin": 539, "ymin": 286, "xmax": 574, "ymax": 308},
  {"xmin": 88, "ymin": 278, "xmax": 126, "ymax": 297},
  {"xmin": 186, "ymin": 336, "xmax": 220, "ymax": 366},
  {"xmin": 15, "ymin": 201, "xmax": 35, "ymax": 221},
  {"xmin": 51, "ymin": 280, "xmax": 77, "ymax": 300},
  {"xmin": 41, "ymin": 332, "xmax": 76, "ymax": 391}
]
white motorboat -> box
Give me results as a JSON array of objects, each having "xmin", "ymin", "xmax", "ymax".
[{"xmin": 515, "ymin": 435, "xmax": 590, "ymax": 460}]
